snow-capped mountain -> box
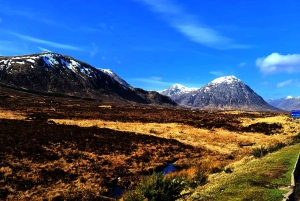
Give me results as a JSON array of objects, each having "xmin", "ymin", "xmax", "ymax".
[
  {"xmin": 267, "ymin": 96, "xmax": 300, "ymax": 111},
  {"xmin": 0, "ymin": 52, "xmax": 176, "ymax": 106},
  {"xmin": 174, "ymin": 76, "xmax": 278, "ymax": 111},
  {"xmin": 159, "ymin": 84, "xmax": 199, "ymax": 102}
]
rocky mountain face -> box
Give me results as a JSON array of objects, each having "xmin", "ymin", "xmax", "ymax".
[
  {"xmin": 161, "ymin": 76, "xmax": 278, "ymax": 111},
  {"xmin": 267, "ymin": 96, "xmax": 300, "ymax": 111},
  {"xmin": 159, "ymin": 84, "xmax": 198, "ymax": 103},
  {"xmin": 0, "ymin": 52, "xmax": 176, "ymax": 106}
]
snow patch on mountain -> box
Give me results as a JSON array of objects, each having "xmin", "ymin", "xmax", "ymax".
[
  {"xmin": 100, "ymin": 69, "xmax": 132, "ymax": 89},
  {"xmin": 42, "ymin": 54, "xmax": 59, "ymax": 66},
  {"xmin": 160, "ymin": 84, "xmax": 198, "ymax": 96},
  {"xmin": 210, "ymin": 75, "xmax": 241, "ymax": 85}
]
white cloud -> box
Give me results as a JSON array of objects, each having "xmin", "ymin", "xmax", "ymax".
[
  {"xmin": 210, "ymin": 71, "xmax": 223, "ymax": 76},
  {"xmin": 134, "ymin": 0, "xmax": 249, "ymax": 50},
  {"xmin": 116, "ymin": 59, "xmax": 121, "ymax": 65},
  {"xmin": 256, "ymin": 53, "xmax": 300, "ymax": 74},
  {"xmin": 277, "ymin": 79, "xmax": 300, "ymax": 88},
  {"xmin": 10, "ymin": 32, "xmax": 84, "ymax": 51},
  {"xmin": 0, "ymin": 40, "xmax": 28, "ymax": 54},
  {"xmin": 260, "ymin": 81, "xmax": 270, "ymax": 86},
  {"xmin": 38, "ymin": 47, "xmax": 52, "ymax": 52},
  {"xmin": 238, "ymin": 62, "xmax": 246, "ymax": 67},
  {"xmin": 132, "ymin": 77, "xmax": 173, "ymax": 86},
  {"xmin": 90, "ymin": 43, "xmax": 98, "ymax": 57},
  {"xmin": 150, "ymin": 76, "xmax": 162, "ymax": 81},
  {"xmin": 80, "ymin": 26, "xmax": 111, "ymax": 34}
]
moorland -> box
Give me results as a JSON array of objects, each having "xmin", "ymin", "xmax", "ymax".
[{"xmin": 1, "ymin": 85, "xmax": 300, "ymax": 200}]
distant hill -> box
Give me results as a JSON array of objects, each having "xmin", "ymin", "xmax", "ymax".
[
  {"xmin": 0, "ymin": 52, "xmax": 176, "ymax": 106},
  {"xmin": 267, "ymin": 96, "xmax": 300, "ymax": 111},
  {"xmin": 160, "ymin": 76, "xmax": 279, "ymax": 111}
]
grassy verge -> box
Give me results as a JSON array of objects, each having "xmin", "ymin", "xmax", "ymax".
[{"xmin": 190, "ymin": 143, "xmax": 300, "ymax": 201}]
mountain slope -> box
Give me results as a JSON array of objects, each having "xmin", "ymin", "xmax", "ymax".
[
  {"xmin": 100, "ymin": 69, "xmax": 132, "ymax": 89},
  {"xmin": 159, "ymin": 84, "xmax": 199, "ymax": 103},
  {"xmin": 175, "ymin": 76, "xmax": 278, "ymax": 111},
  {"xmin": 0, "ymin": 52, "xmax": 176, "ymax": 106},
  {"xmin": 267, "ymin": 96, "xmax": 300, "ymax": 111}
]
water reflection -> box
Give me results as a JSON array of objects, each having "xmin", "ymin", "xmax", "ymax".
[{"xmin": 162, "ymin": 163, "xmax": 177, "ymax": 174}]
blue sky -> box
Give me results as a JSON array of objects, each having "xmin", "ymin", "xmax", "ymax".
[{"xmin": 1, "ymin": 0, "xmax": 300, "ymax": 99}]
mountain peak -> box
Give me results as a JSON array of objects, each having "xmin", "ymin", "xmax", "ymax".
[
  {"xmin": 159, "ymin": 84, "xmax": 199, "ymax": 100},
  {"xmin": 267, "ymin": 96, "xmax": 300, "ymax": 111},
  {"xmin": 210, "ymin": 75, "xmax": 241, "ymax": 85},
  {"xmin": 0, "ymin": 52, "xmax": 176, "ymax": 106},
  {"xmin": 173, "ymin": 76, "xmax": 278, "ymax": 111},
  {"xmin": 170, "ymin": 83, "xmax": 185, "ymax": 89}
]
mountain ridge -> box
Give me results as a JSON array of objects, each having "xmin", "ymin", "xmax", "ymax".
[
  {"xmin": 0, "ymin": 52, "xmax": 176, "ymax": 106},
  {"xmin": 267, "ymin": 96, "xmax": 300, "ymax": 111},
  {"xmin": 160, "ymin": 76, "xmax": 279, "ymax": 111}
]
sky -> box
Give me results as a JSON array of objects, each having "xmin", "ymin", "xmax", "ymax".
[{"xmin": 1, "ymin": 0, "xmax": 300, "ymax": 99}]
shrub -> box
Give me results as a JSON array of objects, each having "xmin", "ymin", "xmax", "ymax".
[
  {"xmin": 252, "ymin": 146, "xmax": 268, "ymax": 158},
  {"xmin": 192, "ymin": 168, "xmax": 208, "ymax": 186},
  {"xmin": 224, "ymin": 167, "xmax": 233, "ymax": 174},
  {"xmin": 122, "ymin": 191, "xmax": 144, "ymax": 201},
  {"xmin": 268, "ymin": 142, "xmax": 286, "ymax": 153},
  {"xmin": 292, "ymin": 132, "xmax": 300, "ymax": 144},
  {"xmin": 123, "ymin": 173, "xmax": 186, "ymax": 201}
]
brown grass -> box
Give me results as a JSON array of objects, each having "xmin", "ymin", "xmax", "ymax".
[
  {"xmin": 51, "ymin": 115, "xmax": 298, "ymax": 159},
  {"xmin": 0, "ymin": 87, "xmax": 299, "ymax": 200},
  {"xmin": 0, "ymin": 109, "xmax": 26, "ymax": 120}
]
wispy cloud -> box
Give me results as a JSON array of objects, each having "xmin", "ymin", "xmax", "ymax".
[
  {"xmin": 80, "ymin": 26, "xmax": 112, "ymax": 34},
  {"xmin": 150, "ymin": 76, "xmax": 162, "ymax": 81},
  {"xmin": 134, "ymin": 0, "xmax": 249, "ymax": 50},
  {"xmin": 276, "ymin": 79, "xmax": 300, "ymax": 88},
  {"xmin": 90, "ymin": 43, "xmax": 98, "ymax": 57},
  {"xmin": 238, "ymin": 62, "xmax": 247, "ymax": 67},
  {"xmin": 210, "ymin": 71, "xmax": 224, "ymax": 76},
  {"xmin": 38, "ymin": 47, "xmax": 52, "ymax": 52},
  {"xmin": 0, "ymin": 40, "xmax": 26, "ymax": 55},
  {"xmin": 132, "ymin": 77, "xmax": 173, "ymax": 86},
  {"xmin": 0, "ymin": 5, "xmax": 33, "ymax": 19},
  {"xmin": 10, "ymin": 32, "xmax": 84, "ymax": 51},
  {"xmin": 0, "ymin": 5, "xmax": 62, "ymax": 27},
  {"xmin": 256, "ymin": 53, "xmax": 300, "ymax": 74},
  {"xmin": 260, "ymin": 81, "xmax": 270, "ymax": 86}
]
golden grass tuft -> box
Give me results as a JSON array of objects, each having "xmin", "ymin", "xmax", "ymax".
[{"xmin": 0, "ymin": 109, "xmax": 26, "ymax": 120}]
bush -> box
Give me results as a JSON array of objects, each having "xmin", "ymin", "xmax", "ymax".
[
  {"xmin": 123, "ymin": 173, "xmax": 186, "ymax": 201},
  {"xmin": 268, "ymin": 142, "xmax": 286, "ymax": 153},
  {"xmin": 122, "ymin": 191, "xmax": 144, "ymax": 201},
  {"xmin": 252, "ymin": 146, "xmax": 268, "ymax": 158},
  {"xmin": 292, "ymin": 132, "xmax": 300, "ymax": 144},
  {"xmin": 224, "ymin": 167, "xmax": 233, "ymax": 174},
  {"xmin": 193, "ymin": 168, "xmax": 208, "ymax": 186},
  {"xmin": 253, "ymin": 142, "xmax": 287, "ymax": 158}
]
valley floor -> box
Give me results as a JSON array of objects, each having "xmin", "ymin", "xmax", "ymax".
[{"xmin": 0, "ymin": 86, "xmax": 300, "ymax": 200}]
